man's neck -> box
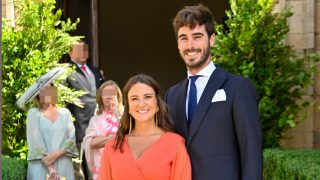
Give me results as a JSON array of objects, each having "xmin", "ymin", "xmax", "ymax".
[
  {"xmin": 188, "ymin": 58, "xmax": 211, "ymax": 75},
  {"xmin": 71, "ymin": 60, "xmax": 86, "ymax": 66}
]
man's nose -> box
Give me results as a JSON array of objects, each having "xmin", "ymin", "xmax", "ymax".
[{"xmin": 186, "ymin": 39, "xmax": 196, "ymax": 49}]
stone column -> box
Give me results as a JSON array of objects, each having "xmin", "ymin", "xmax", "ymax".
[
  {"xmin": 314, "ymin": 0, "xmax": 320, "ymax": 148},
  {"xmin": 2, "ymin": 0, "xmax": 15, "ymax": 26}
]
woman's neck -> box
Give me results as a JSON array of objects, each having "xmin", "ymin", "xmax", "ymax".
[
  {"xmin": 103, "ymin": 106, "xmax": 111, "ymax": 112},
  {"xmin": 40, "ymin": 104, "xmax": 55, "ymax": 111},
  {"xmin": 130, "ymin": 121, "xmax": 163, "ymax": 136}
]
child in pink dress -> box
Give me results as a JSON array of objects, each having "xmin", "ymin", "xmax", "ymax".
[{"xmin": 83, "ymin": 81, "xmax": 123, "ymax": 180}]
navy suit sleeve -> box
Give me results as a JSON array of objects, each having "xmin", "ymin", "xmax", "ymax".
[{"xmin": 233, "ymin": 78, "xmax": 263, "ymax": 180}]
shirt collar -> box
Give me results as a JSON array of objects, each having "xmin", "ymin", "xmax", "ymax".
[
  {"xmin": 71, "ymin": 60, "xmax": 87, "ymax": 68},
  {"xmin": 187, "ymin": 61, "xmax": 216, "ymax": 78}
]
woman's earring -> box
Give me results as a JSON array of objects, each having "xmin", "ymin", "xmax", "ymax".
[
  {"xmin": 129, "ymin": 114, "xmax": 132, "ymax": 135},
  {"xmin": 155, "ymin": 112, "xmax": 158, "ymax": 129},
  {"xmin": 155, "ymin": 107, "xmax": 159, "ymax": 129}
]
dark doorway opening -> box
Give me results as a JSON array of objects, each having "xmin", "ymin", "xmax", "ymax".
[{"xmin": 59, "ymin": 0, "xmax": 230, "ymax": 92}]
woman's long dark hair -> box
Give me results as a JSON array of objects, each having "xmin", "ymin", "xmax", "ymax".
[{"xmin": 113, "ymin": 74, "xmax": 173, "ymax": 152}]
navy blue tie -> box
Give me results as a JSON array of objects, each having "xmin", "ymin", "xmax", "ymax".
[{"xmin": 188, "ymin": 75, "xmax": 200, "ymax": 123}]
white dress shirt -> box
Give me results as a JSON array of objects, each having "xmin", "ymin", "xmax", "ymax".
[
  {"xmin": 186, "ymin": 61, "xmax": 216, "ymax": 119},
  {"xmin": 72, "ymin": 60, "xmax": 92, "ymax": 76}
]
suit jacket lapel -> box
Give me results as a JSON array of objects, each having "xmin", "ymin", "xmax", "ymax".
[
  {"xmin": 176, "ymin": 79, "xmax": 189, "ymax": 137},
  {"xmin": 73, "ymin": 64, "xmax": 92, "ymax": 91},
  {"xmin": 75, "ymin": 65, "xmax": 85, "ymax": 77},
  {"xmin": 188, "ymin": 67, "xmax": 227, "ymax": 145}
]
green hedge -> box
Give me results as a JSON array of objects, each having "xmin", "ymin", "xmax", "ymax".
[
  {"xmin": 263, "ymin": 148, "xmax": 320, "ymax": 179},
  {"xmin": 3, "ymin": 149, "xmax": 320, "ymax": 179},
  {"xmin": 2, "ymin": 156, "xmax": 27, "ymax": 180}
]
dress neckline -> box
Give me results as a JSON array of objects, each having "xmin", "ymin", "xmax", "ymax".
[
  {"xmin": 125, "ymin": 132, "xmax": 170, "ymax": 161},
  {"xmin": 40, "ymin": 108, "xmax": 61, "ymax": 124}
]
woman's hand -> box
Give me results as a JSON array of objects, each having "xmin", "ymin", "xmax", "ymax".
[
  {"xmin": 42, "ymin": 150, "xmax": 66, "ymax": 166},
  {"xmin": 109, "ymin": 96, "xmax": 121, "ymax": 117},
  {"xmin": 90, "ymin": 134, "xmax": 114, "ymax": 149},
  {"xmin": 47, "ymin": 165, "xmax": 60, "ymax": 180},
  {"xmin": 42, "ymin": 152, "xmax": 58, "ymax": 166}
]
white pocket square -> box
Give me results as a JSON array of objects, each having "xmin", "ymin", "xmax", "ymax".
[{"xmin": 211, "ymin": 89, "xmax": 226, "ymax": 102}]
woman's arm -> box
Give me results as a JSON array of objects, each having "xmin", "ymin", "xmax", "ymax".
[
  {"xmin": 61, "ymin": 108, "xmax": 79, "ymax": 156},
  {"xmin": 26, "ymin": 108, "xmax": 48, "ymax": 160},
  {"xmin": 98, "ymin": 145, "xmax": 113, "ymax": 180},
  {"xmin": 41, "ymin": 149, "xmax": 67, "ymax": 166},
  {"xmin": 170, "ymin": 139, "xmax": 192, "ymax": 180},
  {"xmin": 90, "ymin": 134, "xmax": 114, "ymax": 149}
]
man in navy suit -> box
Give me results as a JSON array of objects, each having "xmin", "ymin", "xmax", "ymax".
[{"xmin": 165, "ymin": 4, "xmax": 262, "ymax": 180}]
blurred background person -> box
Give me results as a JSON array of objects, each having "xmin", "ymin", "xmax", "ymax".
[
  {"xmin": 83, "ymin": 80, "xmax": 123, "ymax": 180},
  {"xmin": 27, "ymin": 85, "xmax": 78, "ymax": 180},
  {"xmin": 67, "ymin": 41, "xmax": 104, "ymax": 179},
  {"xmin": 99, "ymin": 74, "xmax": 191, "ymax": 180}
]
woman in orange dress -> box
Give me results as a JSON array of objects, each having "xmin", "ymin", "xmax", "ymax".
[{"xmin": 99, "ymin": 74, "xmax": 191, "ymax": 180}]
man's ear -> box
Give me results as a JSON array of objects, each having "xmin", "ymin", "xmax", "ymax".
[{"xmin": 210, "ymin": 34, "xmax": 215, "ymax": 47}]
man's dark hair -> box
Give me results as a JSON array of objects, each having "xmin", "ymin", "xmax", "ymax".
[{"xmin": 173, "ymin": 4, "xmax": 215, "ymax": 38}]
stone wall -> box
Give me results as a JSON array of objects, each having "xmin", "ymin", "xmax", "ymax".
[{"xmin": 278, "ymin": 0, "xmax": 320, "ymax": 149}]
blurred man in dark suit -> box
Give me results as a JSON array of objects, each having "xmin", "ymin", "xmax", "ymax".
[{"xmin": 67, "ymin": 41, "xmax": 103, "ymax": 180}]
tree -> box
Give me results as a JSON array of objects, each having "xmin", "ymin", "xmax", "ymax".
[
  {"xmin": 213, "ymin": 0, "xmax": 319, "ymax": 147},
  {"xmin": 2, "ymin": 0, "xmax": 83, "ymax": 157}
]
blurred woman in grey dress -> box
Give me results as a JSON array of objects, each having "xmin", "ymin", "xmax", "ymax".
[{"xmin": 26, "ymin": 85, "xmax": 78, "ymax": 180}]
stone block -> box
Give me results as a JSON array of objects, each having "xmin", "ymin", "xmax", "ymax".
[
  {"xmin": 295, "ymin": 95, "xmax": 314, "ymax": 131},
  {"xmin": 281, "ymin": 131, "xmax": 314, "ymax": 148},
  {"xmin": 316, "ymin": 34, "xmax": 320, "ymax": 51},
  {"xmin": 286, "ymin": 33, "xmax": 314, "ymax": 49},
  {"xmin": 314, "ymin": 131, "xmax": 320, "ymax": 148},
  {"xmin": 315, "ymin": 62, "xmax": 320, "ymax": 93},
  {"xmin": 280, "ymin": 95, "xmax": 315, "ymax": 148},
  {"xmin": 315, "ymin": 96, "xmax": 320, "ymax": 131},
  {"xmin": 287, "ymin": 1, "xmax": 306, "ymax": 34},
  {"xmin": 316, "ymin": 1, "xmax": 320, "ymax": 33}
]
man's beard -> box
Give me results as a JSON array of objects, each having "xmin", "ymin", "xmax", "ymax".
[{"xmin": 182, "ymin": 43, "xmax": 211, "ymax": 70}]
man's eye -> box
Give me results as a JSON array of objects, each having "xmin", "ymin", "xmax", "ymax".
[
  {"xmin": 179, "ymin": 36, "xmax": 188, "ymax": 41},
  {"xmin": 130, "ymin": 98, "xmax": 138, "ymax": 101}
]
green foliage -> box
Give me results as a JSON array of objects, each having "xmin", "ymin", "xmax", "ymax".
[
  {"xmin": 2, "ymin": 156, "xmax": 28, "ymax": 180},
  {"xmin": 213, "ymin": 0, "xmax": 319, "ymax": 147},
  {"xmin": 2, "ymin": 0, "xmax": 83, "ymax": 157},
  {"xmin": 263, "ymin": 148, "xmax": 320, "ymax": 179}
]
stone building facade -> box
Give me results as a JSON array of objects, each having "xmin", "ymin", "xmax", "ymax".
[
  {"xmin": 2, "ymin": 0, "xmax": 320, "ymax": 148},
  {"xmin": 275, "ymin": 0, "xmax": 320, "ymax": 148}
]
